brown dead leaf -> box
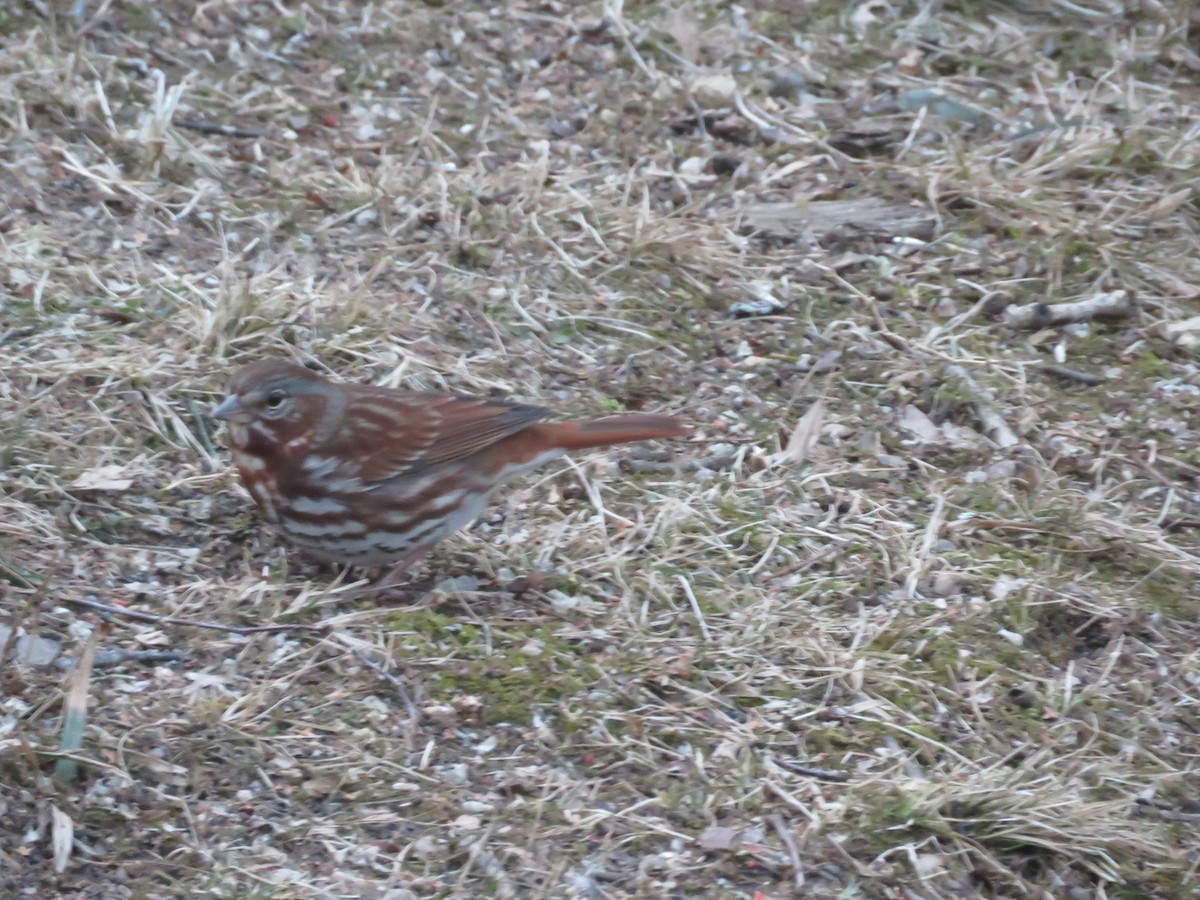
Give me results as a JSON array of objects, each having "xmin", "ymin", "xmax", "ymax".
[
  {"xmin": 665, "ymin": 6, "xmax": 701, "ymax": 64},
  {"xmin": 71, "ymin": 464, "xmax": 134, "ymax": 492},
  {"xmin": 899, "ymin": 405, "xmax": 941, "ymax": 442},
  {"xmin": 775, "ymin": 399, "xmax": 825, "ymax": 466},
  {"xmin": 301, "ymin": 775, "xmax": 340, "ymax": 796},
  {"xmin": 699, "ymin": 825, "xmax": 742, "ymax": 851}
]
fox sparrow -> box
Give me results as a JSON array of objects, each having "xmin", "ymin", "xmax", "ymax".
[{"xmin": 212, "ymin": 360, "xmax": 688, "ymax": 573}]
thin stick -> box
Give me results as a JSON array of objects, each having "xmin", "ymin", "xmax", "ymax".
[
  {"xmin": 174, "ymin": 118, "xmax": 270, "ymax": 139},
  {"xmin": 1003, "ymin": 290, "xmax": 1132, "ymax": 329},
  {"xmin": 603, "ymin": 0, "xmax": 658, "ymax": 84},
  {"xmin": 676, "ymin": 575, "xmax": 711, "ymax": 643},
  {"xmin": 63, "ymin": 597, "xmax": 329, "ymax": 635},
  {"xmin": 766, "ymin": 546, "xmax": 839, "ymax": 582},
  {"xmin": 348, "ymin": 647, "xmax": 420, "ymax": 722},
  {"xmin": 763, "ymin": 780, "xmax": 820, "ymax": 823},
  {"xmin": 0, "ymin": 594, "xmax": 27, "ymax": 663},
  {"xmin": 769, "ymin": 814, "xmax": 805, "ymax": 891},
  {"xmin": 56, "ymin": 649, "xmax": 185, "ymax": 670},
  {"xmin": 943, "ymin": 364, "xmax": 1019, "ymax": 449},
  {"xmin": 1034, "ymin": 362, "xmax": 1107, "ymax": 386},
  {"xmin": 770, "ymin": 757, "xmax": 851, "ymax": 783},
  {"xmin": 188, "ymin": 398, "xmax": 220, "ymax": 460}
]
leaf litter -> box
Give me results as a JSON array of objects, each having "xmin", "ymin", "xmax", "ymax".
[{"xmin": 2, "ymin": 1, "xmax": 1200, "ymax": 897}]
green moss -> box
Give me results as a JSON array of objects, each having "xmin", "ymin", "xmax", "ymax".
[
  {"xmin": 436, "ymin": 652, "xmax": 598, "ymax": 726},
  {"xmin": 1130, "ymin": 351, "xmax": 1169, "ymax": 379},
  {"xmin": 802, "ymin": 726, "xmax": 857, "ymax": 755},
  {"xmin": 392, "ymin": 613, "xmax": 605, "ymax": 725},
  {"xmin": 655, "ymin": 781, "xmax": 708, "ymax": 824},
  {"xmin": 455, "ymin": 242, "xmax": 498, "ymax": 271},
  {"xmin": 384, "ymin": 609, "xmax": 480, "ymax": 650}
]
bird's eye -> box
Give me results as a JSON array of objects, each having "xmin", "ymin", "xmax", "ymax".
[{"xmin": 265, "ymin": 390, "xmax": 286, "ymax": 409}]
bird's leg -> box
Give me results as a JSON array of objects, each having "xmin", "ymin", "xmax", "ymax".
[{"xmin": 370, "ymin": 545, "xmax": 438, "ymax": 601}]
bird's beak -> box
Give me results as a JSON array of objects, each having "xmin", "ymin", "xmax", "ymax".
[{"xmin": 211, "ymin": 395, "xmax": 241, "ymax": 421}]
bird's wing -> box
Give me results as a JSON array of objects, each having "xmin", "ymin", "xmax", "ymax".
[{"xmin": 333, "ymin": 387, "xmax": 551, "ymax": 484}]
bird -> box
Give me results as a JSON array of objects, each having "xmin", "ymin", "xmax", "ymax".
[{"xmin": 211, "ymin": 359, "xmax": 688, "ymax": 577}]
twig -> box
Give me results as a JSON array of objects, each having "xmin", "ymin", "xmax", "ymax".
[
  {"xmin": 676, "ymin": 575, "xmax": 711, "ymax": 643},
  {"xmin": 174, "ymin": 118, "xmax": 270, "ymax": 139},
  {"xmin": 766, "ymin": 547, "xmax": 839, "ymax": 583},
  {"xmin": 763, "ymin": 780, "xmax": 819, "ymax": 823},
  {"xmin": 620, "ymin": 457, "xmax": 680, "ymax": 475},
  {"xmin": 686, "ymin": 93, "xmax": 710, "ymax": 139},
  {"xmin": 1034, "ymin": 362, "xmax": 1108, "ymax": 385},
  {"xmin": 63, "ymin": 597, "xmax": 329, "ymax": 635},
  {"xmin": 0, "ymin": 325, "xmax": 37, "ymax": 346},
  {"xmin": 1135, "ymin": 798, "xmax": 1200, "ymax": 823},
  {"xmin": 624, "ymin": 446, "xmax": 734, "ymax": 480},
  {"xmin": 189, "ymin": 398, "xmax": 220, "ymax": 460},
  {"xmin": 349, "ymin": 648, "xmax": 420, "ymax": 722},
  {"xmin": 1003, "ymin": 290, "xmax": 1133, "ymax": 329},
  {"xmin": 602, "ymin": 1, "xmax": 658, "ymax": 84},
  {"xmin": 56, "ymin": 649, "xmax": 184, "ymax": 670},
  {"xmin": 947, "ymin": 518, "xmax": 1068, "ymax": 537},
  {"xmin": 943, "ymin": 364, "xmax": 1019, "ymax": 449},
  {"xmin": 823, "ymin": 832, "xmax": 885, "ymax": 878},
  {"xmin": 770, "ymin": 756, "xmax": 851, "ymax": 782},
  {"xmin": 1, "ymin": 595, "xmax": 27, "ymax": 664},
  {"xmin": 680, "ymin": 445, "xmax": 742, "ymax": 472},
  {"xmin": 769, "ymin": 814, "xmax": 805, "ymax": 891},
  {"xmin": 733, "ymin": 89, "xmax": 805, "ymax": 146}
]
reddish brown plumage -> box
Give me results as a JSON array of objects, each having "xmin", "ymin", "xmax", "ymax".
[{"xmin": 213, "ymin": 360, "xmax": 688, "ymax": 571}]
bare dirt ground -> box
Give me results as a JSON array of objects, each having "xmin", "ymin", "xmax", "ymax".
[{"xmin": 3, "ymin": 1, "xmax": 1200, "ymax": 897}]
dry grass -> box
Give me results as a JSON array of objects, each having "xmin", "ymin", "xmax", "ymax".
[{"xmin": 3, "ymin": 0, "xmax": 1200, "ymax": 896}]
